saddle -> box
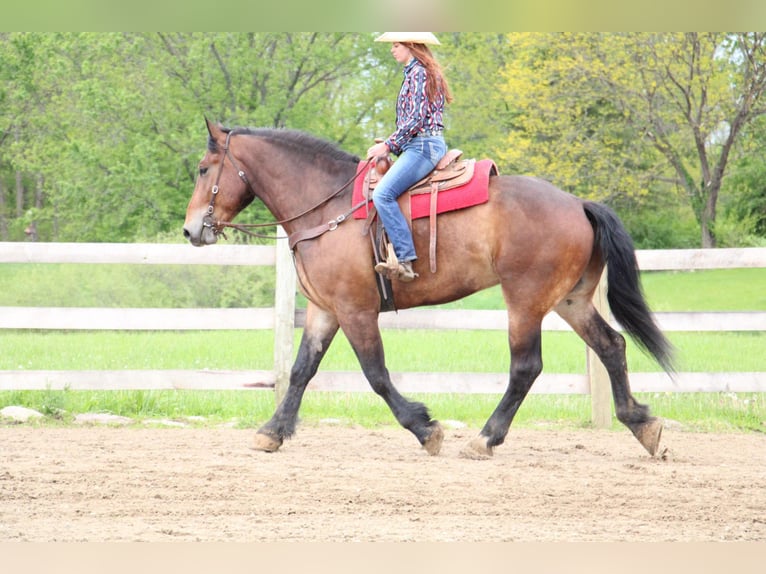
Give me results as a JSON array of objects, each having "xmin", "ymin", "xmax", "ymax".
[
  {"xmin": 362, "ymin": 149, "xmax": 475, "ymax": 275},
  {"xmin": 366, "ymin": 149, "xmax": 474, "ymax": 195}
]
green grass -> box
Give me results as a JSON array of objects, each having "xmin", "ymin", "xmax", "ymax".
[
  {"xmin": 641, "ymin": 268, "xmax": 766, "ymax": 311},
  {"xmin": 0, "ymin": 263, "xmax": 275, "ymax": 308},
  {"xmin": 1, "ymin": 329, "xmax": 763, "ymax": 373},
  {"xmin": 1, "ymin": 389, "xmax": 763, "ymax": 433},
  {"xmin": 644, "ymin": 391, "xmax": 764, "ymax": 432},
  {"xmin": 440, "ymin": 268, "xmax": 766, "ymax": 312},
  {"xmin": 1, "ymin": 265, "xmax": 763, "ymax": 311}
]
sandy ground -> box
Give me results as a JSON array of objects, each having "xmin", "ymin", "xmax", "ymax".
[{"xmin": 0, "ymin": 424, "xmax": 764, "ymax": 542}]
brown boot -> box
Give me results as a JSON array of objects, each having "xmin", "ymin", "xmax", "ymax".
[
  {"xmin": 396, "ymin": 261, "xmax": 418, "ymax": 282},
  {"xmin": 375, "ymin": 260, "xmax": 418, "ymax": 282},
  {"xmin": 374, "ymin": 243, "xmax": 418, "ymax": 282}
]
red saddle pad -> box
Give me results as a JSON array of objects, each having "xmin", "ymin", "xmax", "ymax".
[{"xmin": 352, "ymin": 158, "xmax": 497, "ymax": 220}]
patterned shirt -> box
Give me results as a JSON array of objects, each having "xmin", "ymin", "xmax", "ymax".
[{"xmin": 385, "ymin": 58, "xmax": 445, "ymax": 155}]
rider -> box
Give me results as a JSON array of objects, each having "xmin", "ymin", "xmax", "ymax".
[{"xmin": 367, "ymin": 32, "xmax": 453, "ymax": 282}]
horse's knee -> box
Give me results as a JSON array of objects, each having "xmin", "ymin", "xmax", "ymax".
[{"xmin": 511, "ymin": 355, "xmax": 543, "ymax": 382}]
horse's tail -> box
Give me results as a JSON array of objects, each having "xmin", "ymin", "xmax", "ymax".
[{"xmin": 583, "ymin": 201, "xmax": 675, "ymax": 374}]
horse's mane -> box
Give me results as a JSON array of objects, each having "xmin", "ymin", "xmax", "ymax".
[{"xmin": 209, "ymin": 126, "xmax": 360, "ymax": 164}]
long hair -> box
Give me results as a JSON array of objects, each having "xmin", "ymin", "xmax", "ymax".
[{"xmin": 405, "ymin": 43, "xmax": 453, "ymax": 104}]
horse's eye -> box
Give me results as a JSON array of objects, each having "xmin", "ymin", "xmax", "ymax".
[{"xmin": 199, "ymin": 166, "xmax": 209, "ymax": 176}]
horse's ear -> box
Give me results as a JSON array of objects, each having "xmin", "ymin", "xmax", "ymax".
[{"xmin": 204, "ymin": 116, "xmax": 225, "ymax": 140}]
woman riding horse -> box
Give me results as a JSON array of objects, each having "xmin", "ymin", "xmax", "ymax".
[{"xmin": 367, "ymin": 32, "xmax": 452, "ymax": 283}]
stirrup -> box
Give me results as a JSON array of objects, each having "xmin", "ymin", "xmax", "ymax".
[{"xmin": 374, "ymin": 243, "xmax": 399, "ymax": 277}]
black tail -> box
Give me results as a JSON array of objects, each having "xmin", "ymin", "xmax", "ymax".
[{"xmin": 583, "ymin": 201, "xmax": 675, "ymax": 374}]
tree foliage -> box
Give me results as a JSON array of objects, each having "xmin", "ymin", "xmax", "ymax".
[
  {"xmin": 500, "ymin": 32, "xmax": 766, "ymax": 247},
  {"xmin": 1, "ymin": 32, "xmax": 765, "ymax": 248},
  {"xmin": 0, "ymin": 32, "xmax": 396, "ymax": 242},
  {"xmin": 437, "ymin": 33, "xmax": 516, "ymax": 162},
  {"xmin": 722, "ymin": 115, "xmax": 766, "ymax": 242}
]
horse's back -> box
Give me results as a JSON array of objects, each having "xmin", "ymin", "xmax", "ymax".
[
  {"xmin": 491, "ymin": 174, "xmax": 586, "ymax": 216},
  {"xmin": 465, "ymin": 174, "xmax": 594, "ymax": 259},
  {"xmin": 390, "ymin": 174, "xmax": 597, "ymax": 310}
]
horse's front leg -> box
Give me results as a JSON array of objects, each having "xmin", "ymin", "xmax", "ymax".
[
  {"xmin": 341, "ymin": 311, "xmax": 444, "ymax": 455},
  {"xmin": 252, "ymin": 302, "xmax": 339, "ymax": 452}
]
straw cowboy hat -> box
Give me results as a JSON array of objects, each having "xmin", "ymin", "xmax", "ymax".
[{"xmin": 374, "ymin": 32, "xmax": 440, "ymax": 45}]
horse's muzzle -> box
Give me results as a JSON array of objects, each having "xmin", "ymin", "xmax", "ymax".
[{"xmin": 183, "ymin": 214, "xmax": 219, "ymax": 246}]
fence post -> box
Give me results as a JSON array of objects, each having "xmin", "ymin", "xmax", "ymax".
[
  {"xmin": 587, "ymin": 269, "xmax": 612, "ymax": 428},
  {"xmin": 273, "ymin": 226, "xmax": 296, "ymax": 405}
]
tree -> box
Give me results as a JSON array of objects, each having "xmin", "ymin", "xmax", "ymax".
[
  {"xmin": 0, "ymin": 33, "xmax": 170, "ymax": 241},
  {"xmin": 501, "ymin": 32, "xmax": 766, "ymax": 247},
  {"xmin": 151, "ymin": 32, "xmax": 397, "ymax": 233},
  {"xmin": 722, "ymin": 114, "xmax": 766, "ymax": 243},
  {"xmin": 437, "ymin": 33, "xmax": 516, "ymax": 163},
  {"xmin": 0, "ymin": 33, "xmax": 396, "ymax": 242},
  {"xmin": 0, "ymin": 32, "xmax": 42, "ymax": 240}
]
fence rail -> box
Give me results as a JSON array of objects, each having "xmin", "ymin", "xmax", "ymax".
[
  {"xmin": 3, "ymin": 306, "xmax": 764, "ymax": 333},
  {"xmin": 1, "ymin": 242, "xmax": 764, "ymax": 424}
]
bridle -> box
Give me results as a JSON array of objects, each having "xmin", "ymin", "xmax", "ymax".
[
  {"xmin": 201, "ymin": 130, "xmax": 254, "ymax": 239},
  {"xmin": 203, "ymin": 130, "xmax": 371, "ymax": 243}
]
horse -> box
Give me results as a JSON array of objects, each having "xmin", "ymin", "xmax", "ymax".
[{"xmin": 183, "ymin": 118, "xmax": 674, "ymax": 458}]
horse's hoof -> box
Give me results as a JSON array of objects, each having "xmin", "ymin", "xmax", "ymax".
[
  {"xmin": 630, "ymin": 417, "xmax": 663, "ymax": 456},
  {"xmin": 459, "ymin": 435, "xmax": 494, "ymax": 460},
  {"xmin": 251, "ymin": 432, "xmax": 282, "ymax": 453},
  {"xmin": 422, "ymin": 422, "xmax": 444, "ymax": 456}
]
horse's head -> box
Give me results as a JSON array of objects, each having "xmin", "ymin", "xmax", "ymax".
[{"xmin": 183, "ymin": 118, "xmax": 255, "ymax": 246}]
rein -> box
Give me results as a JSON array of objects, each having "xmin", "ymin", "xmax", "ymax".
[{"xmin": 205, "ymin": 130, "xmax": 372, "ymax": 242}]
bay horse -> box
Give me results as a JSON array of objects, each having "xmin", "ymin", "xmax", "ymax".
[{"xmin": 184, "ymin": 118, "xmax": 674, "ymax": 458}]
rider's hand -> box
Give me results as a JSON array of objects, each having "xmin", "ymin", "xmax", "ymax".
[{"xmin": 366, "ymin": 141, "xmax": 390, "ymax": 160}]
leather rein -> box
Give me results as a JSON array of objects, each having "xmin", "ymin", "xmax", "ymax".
[{"xmin": 204, "ymin": 130, "xmax": 371, "ymax": 246}]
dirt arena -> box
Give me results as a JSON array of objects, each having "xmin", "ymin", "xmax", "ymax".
[{"xmin": 1, "ymin": 424, "xmax": 764, "ymax": 542}]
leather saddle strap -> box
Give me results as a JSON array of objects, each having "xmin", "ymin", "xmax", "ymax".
[
  {"xmin": 288, "ymin": 199, "xmax": 367, "ymax": 250},
  {"xmin": 429, "ymin": 182, "xmax": 438, "ymax": 273}
]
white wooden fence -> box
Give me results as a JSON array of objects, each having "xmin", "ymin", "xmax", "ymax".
[{"xmin": 1, "ymin": 240, "xmax": 764, "ymax": 426}]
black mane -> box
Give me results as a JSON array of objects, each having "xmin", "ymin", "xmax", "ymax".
[{"xmin": 209, "ymin": 126, "xmax": 360, "ymax": 164}]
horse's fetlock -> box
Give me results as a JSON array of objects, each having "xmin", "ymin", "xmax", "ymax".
[
  {"xmin": 616, "ymin": 401, "xmax": 650, "ymax": 426},
  {"xmin": 486, "ymin": 433, "xmax": 506, "ymax": 449}
]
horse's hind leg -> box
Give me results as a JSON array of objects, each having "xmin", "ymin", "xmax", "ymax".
[
  {"xmin": 340, "ymin": 311, "xmax": 444, "ymax": 455},
  {"xmin": 555, "ymin": 298, "xmax": 662, "ymax": 456},
  {"xmin": 252, "ymin": 302, "xmax": 340, "ymax": 452},
  {"xmin": 463, "ymin": 312, "xmax": 544, "ymax": 458}
]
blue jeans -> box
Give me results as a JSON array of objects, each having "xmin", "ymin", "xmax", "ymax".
[{"xmin": 372, "ymin": 135, "xmax": 447, "ymax": 262}]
